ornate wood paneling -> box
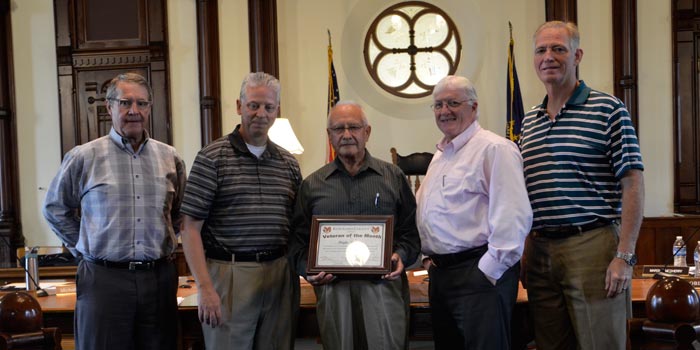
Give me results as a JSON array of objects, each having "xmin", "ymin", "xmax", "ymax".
[
  {"xmin": 0, "ymin": 0, "xmax": 22, "ymax": 267},
  {"xmin": 196, "ymin": 0, "xmax": 222, "ymax": 146},
  {"xmin": 673, "ymin": 0, "xmax": 700, "ymax": 213},
  {"xmin": 54, "ymin": 0, "xmax": 172, "ymax": 155},
  {"xmin": 613, "ymin": 0, "xmax": 639, "ymax": 130}
]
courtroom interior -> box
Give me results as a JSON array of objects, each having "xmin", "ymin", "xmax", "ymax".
[{"xmin": 0, "ymin": 0, "xmax": 697, "ymax": 349}]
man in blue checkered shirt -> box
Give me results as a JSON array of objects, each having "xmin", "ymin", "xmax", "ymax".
[{"xmin": 44, "ymin": 72, "xmax": 186, "ymax": 350}]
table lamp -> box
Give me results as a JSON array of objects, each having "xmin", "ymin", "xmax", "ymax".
[{"xmin": 269, "ymin": 118, "xmax": 304, "ymax": 155}]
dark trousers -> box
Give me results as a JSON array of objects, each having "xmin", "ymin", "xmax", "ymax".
[
  {"xmin": 75, "ymin": 259, "xmax": 178, "ymax": 350},
  {"xmin": 429, "ymin": 256, "xmax": 519, "ymax": 350}
]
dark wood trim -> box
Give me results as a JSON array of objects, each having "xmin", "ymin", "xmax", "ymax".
[
  {"xmin": 545, "ymin": 0, "xmax": 577, "ymax": 22},
  {"xmin": 196, "ymin": 0, "xmax": 222, "ymax": 146},
  {"xmin": 612, "ymin": 0, "xmax": 639, "ymax": 130},
  {"xmin": 0, "ymin": 0, "xmax": 23, "ymax": 266},
  {"xmin": 248, "ymin": 0, "xmax": 279, "ymax": 77}
]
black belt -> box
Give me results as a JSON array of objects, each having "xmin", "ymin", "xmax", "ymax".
[
  {"xmin": 532, "ymin": 220, "xmax": 614, "ymax": 239},
  {"xmin": 205, "ymin": 247, "xmax": 286, "ymax": 263},
  {"xmin": 430, "ymin": 245, "xmax": 488, "ymax": 268},
  {"xmin": 83, "ymin": 256, "xmax": 170, "ymax": 271}
]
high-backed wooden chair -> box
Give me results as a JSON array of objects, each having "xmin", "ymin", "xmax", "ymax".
[{"xmin": 390, "ymin": 148, "xmax": 433, "ymax": 193}]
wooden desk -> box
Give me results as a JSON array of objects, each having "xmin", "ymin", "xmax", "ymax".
[{"xmin": 26, "ymin": 274, "xmax": 659, "ymax": 350}]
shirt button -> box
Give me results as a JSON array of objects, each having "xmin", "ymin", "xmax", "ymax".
[
  {"xmin": 137, "ymin": 218, "xmax": 141, "ymax": 222},
  {"xmin": 137, "ymin": 196, "xmax": 141, "ymax": 199},
  {"xmin": 135, "ymin": 175, "xmax": 139, "ymax": 178}
]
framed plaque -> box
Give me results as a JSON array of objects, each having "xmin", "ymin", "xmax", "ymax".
[{"xmin": 307, "ymin": 215, "xmax": 394, "ymax": 275}]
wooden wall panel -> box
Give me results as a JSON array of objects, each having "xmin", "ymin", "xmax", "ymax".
[
  {"xmin": 636, "ymin": 217, "xmax": 700, "ymax": 266},
  {"xmin": 0, "ymin": 0, "xmax": 22, "ymax": 267},
  {"xmin": 54, "ymin": 0, "xmax": 172, "ymax": 155},
  {"xmin": 196, "ymin": 0, "xmax": 222, "ymax": 146}
]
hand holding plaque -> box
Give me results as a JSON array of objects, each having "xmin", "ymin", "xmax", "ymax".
[{"xmin": 307, "ymin": 215, "xmax": 394, "ymax": 276}]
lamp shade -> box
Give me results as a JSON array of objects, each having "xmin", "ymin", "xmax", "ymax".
[{"xmin": 268, "ymin": 118, "xmax": 304, "ymax": 154}]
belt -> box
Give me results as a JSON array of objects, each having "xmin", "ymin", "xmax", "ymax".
[
  {"xmin": 83, "ymin": 256, "xmax": 170, "ymax": 271},
  {"xmin": 532, "ymin": 220, "xmax": 614, "ymax": 239},
  {"xmin": 205, "ymin": 247, "xmax": 286, "ymax": 263},
  {"xmin": 430, "ymin": 245, "xmax": 488, "ymax": 268}
]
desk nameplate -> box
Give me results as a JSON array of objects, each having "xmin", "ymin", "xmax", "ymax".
[{"xmin": 641, "ymin": 265, "xmax": 690, "ymax": 277}]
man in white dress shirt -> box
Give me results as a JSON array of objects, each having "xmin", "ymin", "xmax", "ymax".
[{"xmin": 416, "ymin": 75, "xmax": 533, "ymax": 350}]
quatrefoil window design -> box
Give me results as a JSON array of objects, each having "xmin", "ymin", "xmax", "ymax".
[{"xmin": 363, "ymin": 1, "xmax": 462, "ymax": 98}]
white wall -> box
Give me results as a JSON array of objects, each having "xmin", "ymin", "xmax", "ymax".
[
  {"xmin": 10, "ymin": 0, "xmax": 676, "ymax": 246},
  {"xmin": 637, "ymin": 0, "xmax": 673, "ymax": 216},
  {"xmin": 11, "ymin": 0, "xmax": 61, "ymax": 246}
]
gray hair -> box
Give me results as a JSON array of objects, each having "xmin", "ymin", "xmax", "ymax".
[
  {"xmin": 239, "ymin": 72, "xmax": 281, "ymax": 104},
  {"xmin": 105, "ymin": 72, "xmax": 153, "ymax": 102},
  {"xmin": 432, "ymin": 75, "xmax": 478, "ymax": 105},
  {"xmin": 432, "ymin": 75, "xmax": 479, "ymax": 118},
  {"xmin": 533, "ymin": 21, "xmax": 580, "ymax": 51},
  {"xmin": 327, "ymin": 100, "xmax": 369, "ymax": 128}
]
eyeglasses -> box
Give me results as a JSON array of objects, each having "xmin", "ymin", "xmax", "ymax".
[
  {"xmin": 328, "ymin": 124, "xmax": 365, "ymax": 135},
  {"xmin": 245, "ymin": 102, "xmax": 278, "ymax": 113},
  {"xmin": 110, "ymin": 98, "xmax": 152, "ymax": 111},
  {"xmin": 430, "ymin": 100, "xmax": 469, "ymax": 111}
]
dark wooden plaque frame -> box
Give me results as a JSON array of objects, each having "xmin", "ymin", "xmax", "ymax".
[{"xmin": 307, "ymin": 215, "xmax": 393, "ymax": 276}]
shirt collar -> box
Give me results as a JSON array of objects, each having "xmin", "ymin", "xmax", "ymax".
[
  {"xmin": 436, "ymin": 121, "xmax": 481, "ymax": 153},
  {"xmin": 321, "ymin": 150, "xmax": 382, "ymax": 180},
  {"xmin": 109, "ymin": 127, "xmax": 150, "ymax": 154},
  {"xmin": 228, "ymin": 124, "xmax": 282, "ymax": 159},
  {"xmin": 538, "ymin": 80, "xmax": 592, "ymax": 114}
]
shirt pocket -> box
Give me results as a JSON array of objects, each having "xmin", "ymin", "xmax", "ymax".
[{"xmin": 439, "ymin": 175, "xmax": 485, "ymax": 206}]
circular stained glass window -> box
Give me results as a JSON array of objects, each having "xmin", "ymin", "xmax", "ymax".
[{"xmin": 364, "ymin": 1, "xmax": 462, "ymax": 98}]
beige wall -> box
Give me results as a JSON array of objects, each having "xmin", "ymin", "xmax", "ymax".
[{"xmin": 10, "ymin": 0, "xmax": 673, "ymax": 246}]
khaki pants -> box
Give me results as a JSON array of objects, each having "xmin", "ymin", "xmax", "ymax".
[
  {"xmin": 314, "ymin": 274, "xmax": 410, "ymax": 350},
  {"xmin": 202, "ymin": 257, "xmax": 296, "ymax": 350},
  {"xmin": 525, "ymin": 224, "xmax": 631, "ymax": 350}
]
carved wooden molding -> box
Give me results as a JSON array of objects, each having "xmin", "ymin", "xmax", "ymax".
[{"xmin": 72, "ymin": 52, "xmax": 151, "ymax": 67}]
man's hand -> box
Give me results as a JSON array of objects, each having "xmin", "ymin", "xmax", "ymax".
[
  {"xmin": 306, "ymin": 271, "xmax": 335, "ymax": 286},
  {"xmin": 422, "ymin": 257, "xmax": 432, "ymax": 271},
  {"xmin": 198, "ymin": 285, "xmax": 223, "ymax": 328},
  {"xmin": 605, "ymin": 257, "xmax": 632, "ymax": 298},
  {"xmin": 383, "ymin": 253, "xmax": 404, "ymax": 280}
]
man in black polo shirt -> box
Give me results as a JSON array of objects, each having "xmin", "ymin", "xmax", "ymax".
[{"xmin": 180, "ymin": 72, "xmax": 302, "ymax": 349}]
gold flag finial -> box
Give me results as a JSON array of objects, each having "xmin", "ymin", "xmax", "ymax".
[{"xmin": 509, "ymin": 21, "xmax": 513, "ymax": 40}]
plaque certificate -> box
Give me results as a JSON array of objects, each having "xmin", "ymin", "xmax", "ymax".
[{"xmin": 307, "ymin": 215, "xmax": 394, "ymax": 275}]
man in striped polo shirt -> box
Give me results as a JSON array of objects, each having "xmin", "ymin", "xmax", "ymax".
[
  {"xmin": 520, "ymin": 21, "xmax": 645, "ymax": 349},
  {"xmin": 179, "ymin": 72, "xmax": 302, "ymax": 349}
]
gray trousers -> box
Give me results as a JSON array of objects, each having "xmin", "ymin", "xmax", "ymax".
[
  {"xmin": 75, "ymin": 259, "xmax": 178, "ymax": 350},
  {"xmin": 314, "ymin": 274, "xmax": 410, "ymax": 350}
]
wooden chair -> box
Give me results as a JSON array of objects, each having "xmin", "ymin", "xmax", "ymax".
[{"xmin": 390, "ymin": 148, "xmax": 433, "ymax": 193}]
